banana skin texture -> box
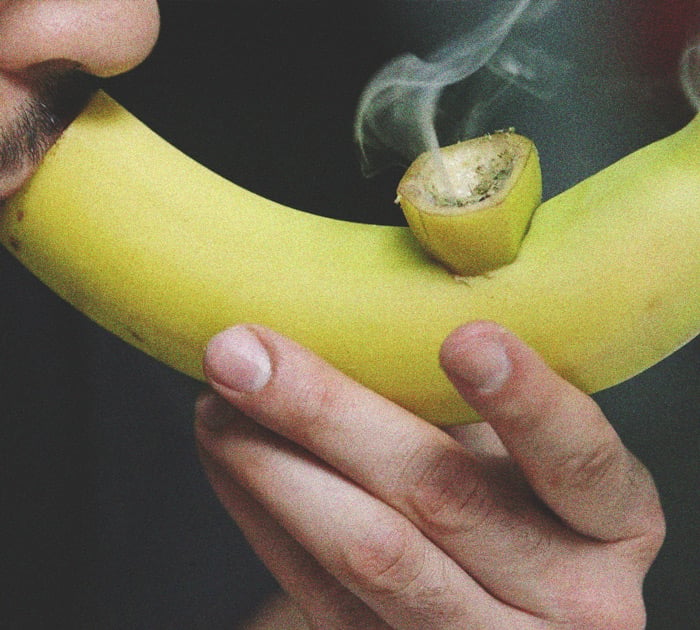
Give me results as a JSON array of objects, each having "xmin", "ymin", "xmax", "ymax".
[{"xmin": 1, "ymin": 91, "xmax": 698, "ymax": 425}]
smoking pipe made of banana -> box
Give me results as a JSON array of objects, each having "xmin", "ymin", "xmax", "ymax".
[{"xmin": 1, "ymin": 91, "xmax": 698, "ymax": 424}]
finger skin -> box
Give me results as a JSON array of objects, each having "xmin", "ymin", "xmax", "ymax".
[
  {"xmin": 439, "ymin": 320, "xmax": 665, "ymax": 548},
  {"xmin": 195, "ymin": 391, "xmax": 522, "ymax": 629},
  {"xmin": 195, "ymin": 392, "xmax": 386, "ymax": 630}
]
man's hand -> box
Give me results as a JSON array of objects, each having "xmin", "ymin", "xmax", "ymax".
[{"xmin": 195, "ymin": 321, "xmax": 665, "ymax": 629}]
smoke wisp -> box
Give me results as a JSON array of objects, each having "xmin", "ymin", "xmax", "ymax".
[
  {"xmin": 681, "ymin": 38, "xmax": 700, "ymax": 111},
  {"xmin": 354, "ymin": 0, "xmax": 565, "ymax": 179}
]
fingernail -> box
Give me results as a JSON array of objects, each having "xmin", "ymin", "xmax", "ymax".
[
  {"xmin": 446, "ymin": 332, "xmax": 511, "ymax": 395},
  {"xmin": 204, "ymin": 326, "xmax": 272, "ymax": 393}
]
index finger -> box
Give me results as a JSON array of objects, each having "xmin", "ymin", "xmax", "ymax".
[{"xmin": 439, "ymin": 321, "xmax": 665, "ymax": 545}]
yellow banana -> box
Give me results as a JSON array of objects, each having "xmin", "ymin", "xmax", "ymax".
[{"xmin": 1, "ymin": 90, "xmax": 698, "ymax": 425}]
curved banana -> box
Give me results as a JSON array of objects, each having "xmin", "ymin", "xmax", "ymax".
[{"xmin": 1, "ymin": 90, "xmax": 698, "ymax": 425}]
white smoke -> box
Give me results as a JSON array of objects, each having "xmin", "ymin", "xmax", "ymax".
[
  {"xmin": 354, "ymin": 0, "xmax": 566, "ymax": 177},
  {"xmin": 681, "ymin": 38, "xmax": 700, "ymax": 111}
]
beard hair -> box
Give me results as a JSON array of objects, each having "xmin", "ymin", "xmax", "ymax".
[{"xmin": 0, "ymin": 69, "xmax": 98, "ymax": 173}]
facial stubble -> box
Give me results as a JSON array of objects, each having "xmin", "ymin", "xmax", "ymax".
[{"xmin": 0, "ymin": 70, "xmax": 97, "ymax": 175}]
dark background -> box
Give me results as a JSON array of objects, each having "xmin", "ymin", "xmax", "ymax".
[{"xmin": 2, "ymin": 2, "xmax": 698, "ymax": 628}]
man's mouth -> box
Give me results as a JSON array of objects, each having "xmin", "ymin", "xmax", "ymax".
[{"xmin": 0, "ymin": 67, "xmax": 98, "ymax": 199}]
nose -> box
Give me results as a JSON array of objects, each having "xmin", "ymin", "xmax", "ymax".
[{"xmin": 0, "ymin": 0, "xmax": 160, "ymax": 77}]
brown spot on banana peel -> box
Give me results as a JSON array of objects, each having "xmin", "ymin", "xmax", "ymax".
[
  {"xmin": 396, "ymin": 131, "xmax": 542, "ymax": 277},
  {"xmin": 126, "ymin": 328, "xmax": 146, "ymax": 344}
]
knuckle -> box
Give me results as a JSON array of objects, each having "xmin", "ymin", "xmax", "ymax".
[
  {"xmin": 340, "ymin": 512, "xmax": 424, "ymax": 597},
  {"xmin": 287, "ymin": 372, "xmax": 347, "ymax": 438},
  {"xmin": 403, "ymin": 442, "xmax": 491, "ymax": 537},
  {"xmin": 339, "ymin": 514, "xmax": 465, "ymax": 626},
  {"xmin": 624, "ymin": 498, "xmax": 667, "ymax": 566},
  {"xmin": 509, "ymin": 517, "xmax": 555, "ymax": 560},
  {"xmin": 632, "ymin": 463, "xmax": 667, "ymax": 547},
  {"xmin": 629, "ymin": 465, "xmax": 668, "ymax": 561},
  {"xmin": 549, "ymin": 439, "xmax": 623, "ymax": 493}
]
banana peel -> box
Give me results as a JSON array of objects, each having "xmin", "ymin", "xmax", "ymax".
[{"xmin": 1, "ymin": 90, "xmax": 698, "ymax": 425}]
